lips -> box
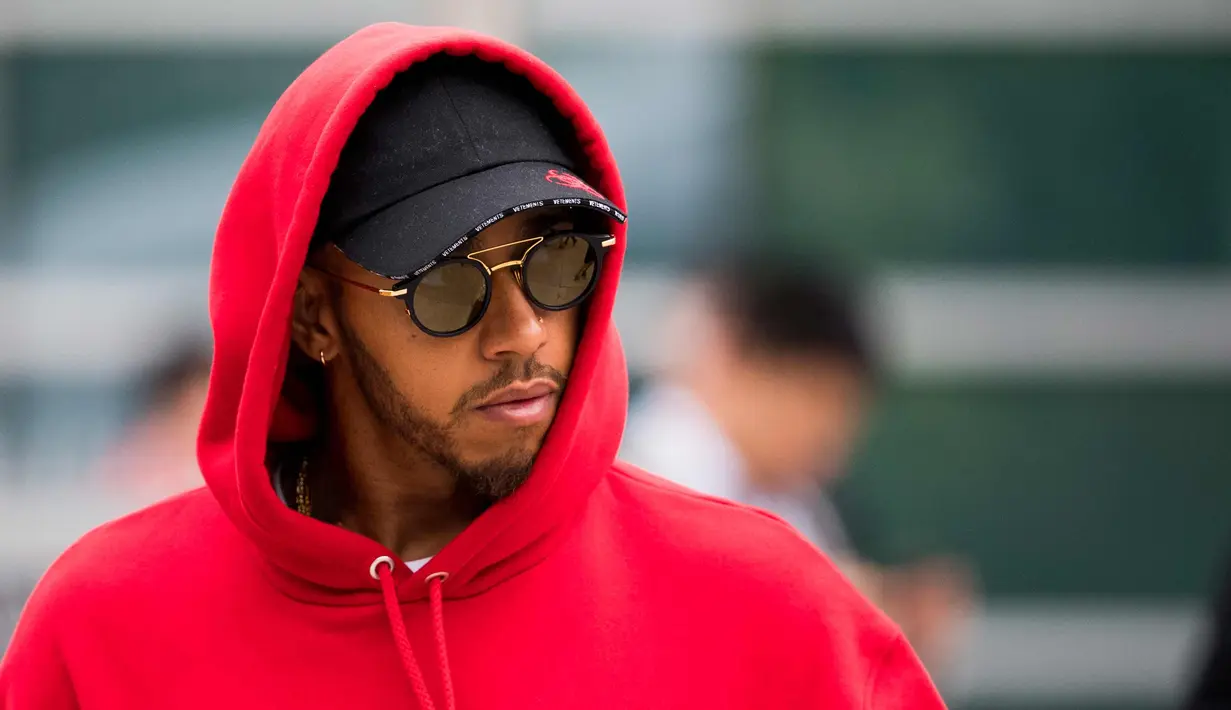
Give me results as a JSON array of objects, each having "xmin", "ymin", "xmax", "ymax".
[
  {"xmin": 477, "ymin": 381, "xmax": 557, "ymax": 408},
  {"xmin": 475, "ymin": 380, "xmax": 559, "ymax": 426}
]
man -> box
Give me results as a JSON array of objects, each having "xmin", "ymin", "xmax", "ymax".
[
  {"xmin": 622, "ymin": 256, "xmax": 970, "ymax": 672},
  {"xmin": 623, "ymin": 256, "xmax": 874, "ymax": 554},
  {"xmin": 1, "ymin": 24, "xmax": 944, "ymax": 709},
  {"xmin": 95, "ymin": 343, "xmax": 213, "ymax": 501},
  {"xmin": 1185, "ymin": 544, "xmax": 1231, "ymax": 709}
]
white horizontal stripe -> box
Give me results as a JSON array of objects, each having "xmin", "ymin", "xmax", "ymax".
[
  {"xmin": 4, "ymin": 268, "xmax": 1231, "ymax": 380},
  {"xmin": 950, "ymin": 601, "xmax": 1205, "ymax": 702},
  {"xmin": 614, "ymin": 267, "xmax": 1231, "ymax": 378},
  {"xmin": 873, "ymin": 270, "xmax": 1231, "ymax": 377},
  {"xmin": 0, "ymin": 0, "xmax": 529, "ymax": 47},
  {"xmin": 0, "ymin": 269, "xmax": 211, "ymax": 382},
  {"xmin": 756, "ymin": 0, "xmax": 1231, "ymax": 43},
  {"xmin": 3, "ymin": 0, "xmax": 1230, "ymax": 45}
]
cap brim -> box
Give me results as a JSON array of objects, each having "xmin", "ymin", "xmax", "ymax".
[{"xmin": 333, "ymin": 161, "xmax": 626, "ymax": 279}]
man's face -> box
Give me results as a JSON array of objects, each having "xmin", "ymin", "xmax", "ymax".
[
  {"xmin": 760, "ymin": 355, "xmax": 866, "ymax": 487},
  {"xmin": 727, "ymin": 350, "xmax": 869, "ymax": 492},
  {"xmin": 300, "ymin": 207, "xmax": 586, "ymax": 500}
]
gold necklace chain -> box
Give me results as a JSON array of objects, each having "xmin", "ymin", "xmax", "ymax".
[{"xmin": 295, "ymin": 457, "xmax": 312, "ymax": 517}]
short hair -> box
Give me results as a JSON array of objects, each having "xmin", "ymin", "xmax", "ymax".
[
  {"xmin": 144, "ymin": 343, "xmax": 212, "ymax": 409},
  {"xmin": 701, "ymin": 253, "xmax": 876, "ymax": 379}
]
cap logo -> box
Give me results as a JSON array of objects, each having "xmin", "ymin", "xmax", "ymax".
[{"xmin": 545, "ymin": 169, "xmax": 603, "ymax": 199}]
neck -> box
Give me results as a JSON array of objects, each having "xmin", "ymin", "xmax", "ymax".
[{"xmin": 313, "ymin": 412, "xmax": 486, "ymax": 563}]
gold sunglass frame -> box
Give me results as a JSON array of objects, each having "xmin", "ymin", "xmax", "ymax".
[{"xmin": 312, "ymin": 233, "xmax": 617, "ymax": 336}]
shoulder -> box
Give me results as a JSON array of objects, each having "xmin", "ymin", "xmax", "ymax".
[
  {"xmin": 602, "ymin": 461, "xmax": 945, "ymax": 703},
  {"xmin": 607, "ymin": 458, "xmax": 808, "ymax": 549},
  {"xmin": 1, "ymin": 489, "xmax": 236, "ymax": 695},
  {"xmin": 606, "ymin": 459, "xmax": 827, "ymax": 559},
  {"xmin": 54, "ymin": 487, "xmax": 227, "ymax": 567},
  {"xmin": 599, "ymin": 461, "xmax": 928, "ymax": 702},
  {"xmin": 604, "ymin": 460, "xmax": 890, "ymax": 628},
  {"xmin": 19, "ymin": 488, "xmax": 234, "ymax": 622}
]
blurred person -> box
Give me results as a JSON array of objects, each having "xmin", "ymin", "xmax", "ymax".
[
  {"xmin": 622, "ymin": 255, "xmax": 971, "ymax": 673},
  {"xmin": 624, "ymin": 256, "xmax": 872, "ymax": 553},
  {"xmin": 94, "ymin": 344, "xmax": 212, "ymax": 501},
  {"xmin": 0, "ymin": 25, "xmax": 943, "ymax": 709},
  {"xmin": 1185, "ymin": 546, "xmax": 1231, "ymax": 709}
]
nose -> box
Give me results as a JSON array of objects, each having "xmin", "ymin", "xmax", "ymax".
[{"xmin": 477, "ymin": 267, "xmax": 547, "ymax": 361}]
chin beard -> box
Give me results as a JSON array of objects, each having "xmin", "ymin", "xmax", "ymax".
[
  {"xmin": 345, "ymin": 332, "xmax": 538, "ymax": 503},
  {"xmin": 449, "ymin": 450, "xmax": 536, "ymax": 502}
]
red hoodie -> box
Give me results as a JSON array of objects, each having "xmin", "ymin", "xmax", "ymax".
[{"xmin": 1, "ymin": 24, "xmax": 945, "ymax": 710}]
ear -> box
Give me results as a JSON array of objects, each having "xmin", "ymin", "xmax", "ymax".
[{"xmin": 291, "ymin": 269, "xmax": 341, "ymax": 363}]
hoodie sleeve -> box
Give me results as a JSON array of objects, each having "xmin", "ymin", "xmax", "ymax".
[
  {"xmin": 864, "ymin": 634, "xmax": 946, "ymax": 710},
  {"xmin": 0, "ymin": 583, "xmax": 81, "ymax": 709}
]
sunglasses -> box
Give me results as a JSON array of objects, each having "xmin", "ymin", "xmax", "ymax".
[{"xmin": 315, "ymin": 231, "xmax": 616, "ymax": 337}]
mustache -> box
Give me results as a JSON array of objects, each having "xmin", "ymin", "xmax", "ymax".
[{"xmin": 451, "ymin": 358, "xmax": 568, "ymax": 416}]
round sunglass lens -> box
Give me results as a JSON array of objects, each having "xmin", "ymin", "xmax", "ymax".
[
  {"xmin": 411, "ymin": 261, "xmax": 488, "ymax": 334},
  {"xmin": 523, "ymin": 235, "xmax": 598, "ymax": 308}
]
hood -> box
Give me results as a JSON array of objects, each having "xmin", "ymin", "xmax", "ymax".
[{"xmin": 198, "ymin": 23, "xmax": 629, "ymax": 605}]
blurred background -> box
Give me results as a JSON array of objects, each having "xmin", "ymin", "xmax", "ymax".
[{"xmin": 2, "ymin": 1, "xmax": 1230, "ymax": 708}]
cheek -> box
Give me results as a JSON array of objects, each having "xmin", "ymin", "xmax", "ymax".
[
  {"xmin": 752, "ymin": 386, "xmax": 835, "ymax": 462},
  {"xmin": 541, "ymin": 307, "xmax": 582, "ymax": 370},
  {"xmin": 349, "ymin": 300, "xmax": 480, "ymax": 419},
  {"xmin": 386, "ymin": 350, "xmax": 464, "ymax": 416},
  {"xmin": 787, "ymin": 397, "xmax": 860, "ymax": 465}
]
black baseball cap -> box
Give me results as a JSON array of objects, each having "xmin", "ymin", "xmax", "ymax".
[{"xmin": 315, "ymin": 55, "xmax": 626, "ymax": 280}]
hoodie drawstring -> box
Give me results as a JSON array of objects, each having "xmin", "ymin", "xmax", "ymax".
[
  {"xmin": 372, "ymin": 557, "xmax": 456, "ymax": 710},
  {"xmin": 426, "ymin": 571, "xmax": 457, "ymax": 710}
]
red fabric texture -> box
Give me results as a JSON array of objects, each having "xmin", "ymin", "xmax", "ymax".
[{"xmin": 0, "ymin": 23, "xmax": 945, "ymax": 709}]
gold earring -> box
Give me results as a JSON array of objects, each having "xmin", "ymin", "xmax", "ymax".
[
  {"xmin": 296, "ymin": 458, "xmax": 312, "ymax": 517},
  {"xmin": 319, "ymin": 351, "xmax": 328, "ymax": 367}
]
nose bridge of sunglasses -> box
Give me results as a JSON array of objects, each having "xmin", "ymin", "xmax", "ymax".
[
  {"xmin": 487, "ymin": 258, "xmax": 524, "ymax": 273},
  {"xmin": 486, "ymin": 260, "xmax": 526, "ymax": 293}
]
